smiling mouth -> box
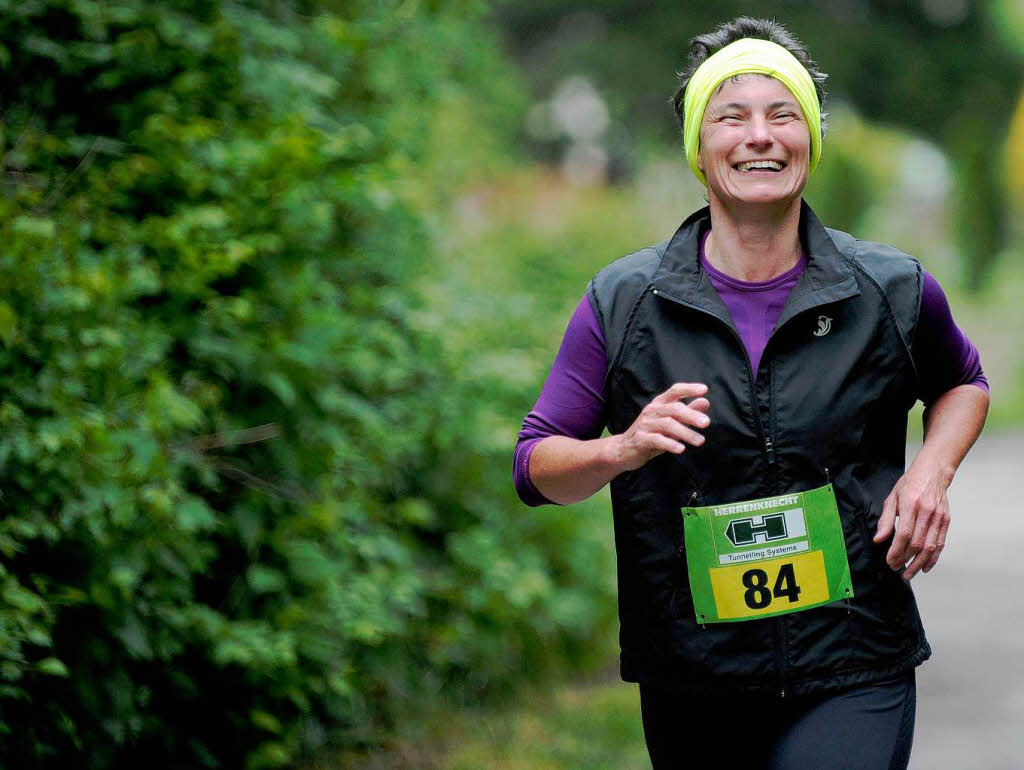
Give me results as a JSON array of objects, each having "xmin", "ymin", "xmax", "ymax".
[{"xmin": 733, "ymin": 160, "xmax": 787, "ymax": 172}]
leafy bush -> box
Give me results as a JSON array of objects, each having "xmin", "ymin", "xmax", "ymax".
[{"xmin": 0, "ymin": 1, "xmax": 618, "ymax": 767}]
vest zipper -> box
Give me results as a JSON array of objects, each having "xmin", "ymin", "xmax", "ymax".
[
  {"xmin": 654, "ymin": 287, "xmax": 802, "ymax": 699},
  {"xmin": 651, "ymin": 288, "xmax": 773, "ymax": 459},
  {"xmin": 776, "ymin": 617, "xmax": 787, "ymax": 698},
  {"xmin": 652, "ymin": 286, "xmax": 782, "ymax": 527},
  {"xmin": 654, "ymin": 285, "xmax": 856, "ymax": 698}
]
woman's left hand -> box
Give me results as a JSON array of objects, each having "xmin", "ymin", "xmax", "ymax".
[{"xmin": 873, "ymin": 462, "xmax": 952, "ymax": 581}]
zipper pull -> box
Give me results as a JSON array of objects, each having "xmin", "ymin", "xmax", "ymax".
[{"xmin": 765, "ymin": 438, "xmax": 775, "ymax": 464}]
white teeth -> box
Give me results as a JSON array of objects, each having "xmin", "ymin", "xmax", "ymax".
[{"xmin": 737, "ymin": 160, "xmax": 783, "ymax": 171}]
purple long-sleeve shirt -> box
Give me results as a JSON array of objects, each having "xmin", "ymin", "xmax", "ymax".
[{"xmin": 514, "ymin": 231, "xmax": 988, "ymax": 506}]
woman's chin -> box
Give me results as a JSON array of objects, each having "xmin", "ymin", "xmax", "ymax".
[{"xmin": 715, "ymin": 187, "xmax": 802, "ymax": 208}]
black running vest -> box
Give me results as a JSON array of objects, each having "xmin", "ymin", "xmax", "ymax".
[{"xmin": 588, "ymin": 201, "xmax": 930, "ymax": 697}]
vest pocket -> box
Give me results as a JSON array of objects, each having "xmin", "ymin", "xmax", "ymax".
[
  {"xmin": 852, "ymin": 506, "xmax": 889, "ymax": 581},
  {"xmin": 668, "ymin": 488, "xmax": 700, "ymax": 620},
  {"xmin": 846, "ymin": 505, "xmax": 919, "ymax": 653}
]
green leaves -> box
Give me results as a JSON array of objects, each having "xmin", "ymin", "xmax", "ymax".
[
  {"xmin": 0, "ymin": 1, "xmax": 602, "ymax": 767},
  {"xmin": 11, "ymin": 216, "xmax": 55, "ymax": 239},
  {"xmin": 36, "ymin": 657, "xmax": 69, "ymax": 677},
  {"xmin": 0, "ymin": 303, "xmax": 17, "ymax": 346}
]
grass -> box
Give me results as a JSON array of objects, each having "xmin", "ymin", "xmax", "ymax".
[
  {"xmin": 330, "ymin": 668, "xmax": 651, "ymax": 770},
  {"xmin": 443, "ymin": 677, "xmax": 648, "ymax": 770}
]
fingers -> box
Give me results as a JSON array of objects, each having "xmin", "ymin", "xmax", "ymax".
[
  {"xmin": 921, "ymin": 514, "xmax": 950, "ymax": 574},
  {"xmin": 653, "ymin": 416, "xmax": 705, "ymax": 448},
  {"xmin": 901, "ymin": 551, "xmax": 927, "ymax": 581},
  {"xmin": 619, "ymin": 384, "xmax": 712, "ymax": 470},
  {"xmin": 873, "ymin": 492, "xmax": 897, "ymax": 543},
  {"xmin": 651, "ymin": 382, "xmax": 708, "ymax": 405},
  {"xmin": 906, "ymin": 498, "xmax": 936, "ymax": 561},
  {"xmin": 648, "ymin": 432, "xmax": 687, "ymax": 456},
  {"xmin": 687, "ymin": 397, "xmax": 711, "ymax": 415},
  {"xmin": 667, "ymin": 400, "xmax": 711, "ymax": 430},
  {"xmin": 902, "ymin": 509, "xmax": 944, "ymax": 581},
  {"xmin": 653, "ymin": 401, "xmax": 710, "ymax": 449},
  {"xmin": 886, "ymin": 507, "xmax": 916, "ymax": 570},
  {"xmin": 639, "ymin": 386, "xmax": 711, "ymax": 451},
  {"xmin": 885, "ymin": 491, "xmax": 949, "ymax": 580}
]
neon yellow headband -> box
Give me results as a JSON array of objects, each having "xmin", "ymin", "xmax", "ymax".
[{"xmin": 683, "ymin": 38, "xmax": 823, "ymax": 186}]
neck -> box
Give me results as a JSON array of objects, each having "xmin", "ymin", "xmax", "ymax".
[{"xmin": 704, "ymin": 197, "xmax": 803, "ymax": 282}]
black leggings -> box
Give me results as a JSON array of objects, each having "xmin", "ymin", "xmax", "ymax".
[{"xmin": 639, "ymin": 672, "xmax": 916, "ymax": 770}]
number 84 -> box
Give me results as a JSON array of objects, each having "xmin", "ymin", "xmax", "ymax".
[{"xmin": 741, "ymin": 563, "xmax": 801, "ymax": 609}]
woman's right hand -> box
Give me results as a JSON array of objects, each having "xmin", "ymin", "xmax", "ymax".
[{"xmin": 612, "ymin": 382, "xmax": 711, "ymax": 471}]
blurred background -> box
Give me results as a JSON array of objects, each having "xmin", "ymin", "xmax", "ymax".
[{"xmin": 0, "ymin": 1, "xmax": 1020, "ymax": 768}]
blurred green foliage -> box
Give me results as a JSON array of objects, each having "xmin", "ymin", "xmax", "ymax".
[
  {"xmin": 0, "ymin": 1, "xmax": 619, "ymax": 766},
  {"xmin": 495, "ymin": 0, "xmax": 1023, "ymax": 289}
]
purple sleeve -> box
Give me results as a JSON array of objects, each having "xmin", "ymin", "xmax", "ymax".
[
  {"xmin": 913, "ymin": 270, "xmax": 989, "ymax": 406},
  {"xmin": 513, "ymin": 293, "xmax": 609, "ymax": 506}
]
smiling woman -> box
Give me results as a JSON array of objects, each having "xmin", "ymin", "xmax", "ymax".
[
  {"xmin": 513, "ymin": 15, "xmax": 989, "ymax": 770},
  {"xmin": 698, "ymin": 76, "xmax": 811, "ymax": 266}
]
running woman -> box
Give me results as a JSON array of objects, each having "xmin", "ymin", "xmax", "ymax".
[{"xmin": 513, "ymin": 17, "xmax": 988, "ymax": 769}]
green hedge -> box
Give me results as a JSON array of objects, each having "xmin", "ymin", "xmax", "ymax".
[{"xmin": 0, "ymin": 2, "xmax": 616, "ymax": 767}]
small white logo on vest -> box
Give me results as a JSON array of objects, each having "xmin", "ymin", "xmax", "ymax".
[{"xmin": 813, "ymin": 315, "xmax": 832, "ymax": 336}]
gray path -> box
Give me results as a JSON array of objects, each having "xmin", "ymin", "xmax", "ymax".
[{"xmin": 910, "ymin": 433, "xmax": 1023, "ymax": 770}]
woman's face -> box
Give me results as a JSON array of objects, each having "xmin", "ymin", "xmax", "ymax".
[{"xmin": 697, "ymin": 74, "xmax": 811, "ymax": 209}]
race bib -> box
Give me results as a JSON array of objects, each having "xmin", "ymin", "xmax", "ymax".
[{"xmin": 681, "ymin": 484, "xmax": 853, "ymax": 623}]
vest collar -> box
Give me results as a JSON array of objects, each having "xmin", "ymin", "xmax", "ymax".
[{"xmin": 651, "ymin": 200, "xmax": 860, "ymax": 329}]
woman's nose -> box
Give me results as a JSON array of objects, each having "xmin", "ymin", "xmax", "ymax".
[{"xmin": 745, "ymin": 116, "xmax": 774, "ymax": 147}]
